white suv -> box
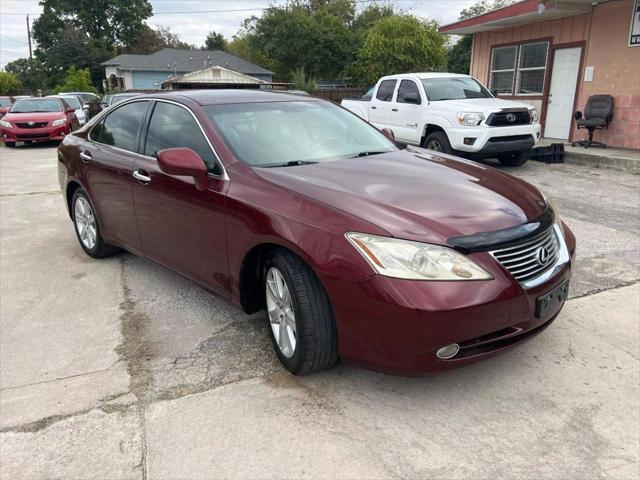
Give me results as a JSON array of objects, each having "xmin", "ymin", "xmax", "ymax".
[{"xmin": 341, "ymin": 73, "xmax": 542, "ymax": 166}]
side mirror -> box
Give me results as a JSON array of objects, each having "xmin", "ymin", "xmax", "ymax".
[
  {"xmin": 157, "ymin": 147, "xmax": 209, "ymax": 191},
  {"xmin": 381, "ymin": 128, "xmax": 395, "ymax": 140},
  {"xmin": 403, "ymin": 93, "xmax": 420, "ymax": 104}
]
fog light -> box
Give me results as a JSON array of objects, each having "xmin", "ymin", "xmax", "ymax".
[
  {"xmin": 463, "ymin": 137, "xmax": 476, "ymax": 145},
  {"xmin": 436, "ymin": 343, "xmax": 460, "ymax": 359}
]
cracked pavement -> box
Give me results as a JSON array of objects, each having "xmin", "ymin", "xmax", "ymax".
[{"xmin": 1, "ymin": 143, "xmax": 638, "ymax": 479}]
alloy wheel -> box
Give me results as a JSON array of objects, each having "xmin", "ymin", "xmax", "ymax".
[
  {"xmin": 427, "ymin": 140, "xmax": 442, "ymax": 151},
  {"xmin": 74, "ymin": 196, "xmax": 97, "ymax": 250},
  {"xmin": 265, "ymin": 267, "xmax": 297, "ymax": 358}
]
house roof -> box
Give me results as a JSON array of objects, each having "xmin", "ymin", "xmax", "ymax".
[
  {"xmin": 160, "ymin": 65, "xmax": 268, "ymax": 86},
  {"xmin": 102, "ymin": 48, "xmax": 273, "ymax": 76},
  {"xmin": 439, "ymin": 0, "xmax": 595, "ymax": 34}
]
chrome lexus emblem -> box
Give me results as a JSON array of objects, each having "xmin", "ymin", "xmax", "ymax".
[
  {"xmin": 28, "ymin": 121, "xmax": 34, "ymax": 126},
  {"xmin": 536, "ymin": 246, "xmax": 550, "ymax": 265},
  {"xmin": 505, "ymin": 113, "xmax": 516, "ymax": 122}
]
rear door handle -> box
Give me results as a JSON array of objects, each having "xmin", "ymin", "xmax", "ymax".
[
  {"xmin": 391, "ymin": 108, "xmax": 398, "ymax": 112},
  {"xmin": 371, "ymin": 106, "xmax": 377, "ymax": 110},
  {"xmin": 132, "ymin": 169, "xmax": 151, "ymax": 183},
  {"xmin": 79, "ymin": 151, "xmax": 92, "ymax": 163}
]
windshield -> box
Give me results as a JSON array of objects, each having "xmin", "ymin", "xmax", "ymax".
[
  {"xmin": 10, "ymin": 98, "xmax": 62, "ymax": 113},
  {"xmin": 422, "ymin": 77, "xmax": 492, "ymax": 101},
  {"xmin": 205, "ymin": 100, "xmax": 397, "ymax": 167},
  {"xmin": 60, "ymin": 97, "xmax": 81, "ymax": 109},
  {"xmin": 0, "ymin": 98, "xmax": 11, "ymax": 107}
]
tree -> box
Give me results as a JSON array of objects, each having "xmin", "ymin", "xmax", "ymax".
[
  {"xmin": 204, "ymin": 31, "xmax": 227, "ymax": 51},
  {"xmin": 0, "ymin": 72, "xmax": 23, "ymax": 95},
  {"xmin": 447, "ymin": 0, "xmax": 514, "ymax": 73},
  {"xmin": 290, "ymin": 67, "xmax": 316, "ymax": 91},
  {"xmin": 4, "ymin": 58, "xmax": 49, "ymax": 94},
  {"xmin": 127, "ymin": 26, "xmax": 193, "ymax": 54},
  {"xmin": 54, "ymin": 67, "xmax": 98, "ymax": 94},
  {"xmin": 32, "ymin": 0, "xmax": 153, "ymax": 89},
  {"xmin": 350, "ymin": 16, "xmax": 446, "ymax": 85},
  {"xmin": 250, "ymin": 3, "xmax": 355, "ymax": 80}
]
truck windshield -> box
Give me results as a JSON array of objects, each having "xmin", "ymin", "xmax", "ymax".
[
  {"xmin": 422, "ymin": 77, "xmax": 492, "ymax": 101},
  {"xmin": 205, "ymin": 100, "xmax": 398, "ymax": 167}
]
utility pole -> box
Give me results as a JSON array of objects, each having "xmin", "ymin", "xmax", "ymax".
[{"xmin": 26, "ymin": 15, "xmax": 33, "ymax": 60}]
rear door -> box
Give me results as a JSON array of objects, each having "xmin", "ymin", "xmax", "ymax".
[
  {"xmin": 392, "ymin": 79, "xmax": 423, "ymax": 144},
  {"xmin": 368, "ymin": 79, "xmax": 397, "ymax": 130},
  {"xmin": 81, "ymin": 100, "xmax": 149, "ymax": 251},
  {"xmin": 132, "ymin": 100, "xmax": 230, "ymax": 294}
]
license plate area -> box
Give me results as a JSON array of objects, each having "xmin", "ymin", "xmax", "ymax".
[{"xmin": 536, "ymin": 280, "xmax": 570, "ymax": 318}]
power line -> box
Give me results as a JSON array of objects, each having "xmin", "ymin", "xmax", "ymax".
[{"xmin": 0, "ymin": 33, "xmax": 28, "ymax": 46}]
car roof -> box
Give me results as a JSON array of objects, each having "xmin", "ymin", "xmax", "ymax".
[
  {"xmin": 382, "ymin": 72, "xmax": 471, "ymax": 80},
  {"xmin": 142, "ymin": 89, "xmax": 324, "ymax": 106}
]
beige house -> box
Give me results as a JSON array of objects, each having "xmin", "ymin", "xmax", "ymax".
[{"xmin": 440, "ymin": 0, "xmax": 640, "ymax": 149}]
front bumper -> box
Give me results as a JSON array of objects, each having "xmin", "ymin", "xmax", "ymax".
[
  {"xmin": 321, "ymin": 223, "xmax": 576, "ymax": 375},
  {"xmin": 448, "ymin": 123, "xmax": 541, "ymax": 154},
  {"xmin": 1, "ymin": 124, "xmax": 70, "ymax": 143}
]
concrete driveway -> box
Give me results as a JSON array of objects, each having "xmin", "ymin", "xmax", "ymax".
[{"xmin": 1, "ymin": 143, "xmax": 638, "ymax": 479}]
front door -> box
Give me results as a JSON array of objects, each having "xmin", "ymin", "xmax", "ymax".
[
  {"xmin": 132, "ymin": 100, "xmax": 230, "ymax": 295},
  {"xmin": 545, "ymin": 47, "xmax": 582, "ymax": 140}
]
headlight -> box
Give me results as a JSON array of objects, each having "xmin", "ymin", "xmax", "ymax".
[
  {"xmin": 52, "ymin": 118, "xmax": 67, "ymax": 127},
  {"xmin": 529, "ymin": 107, "xmax": 540, "ymax": 123},
  {"xmin": 345, "ymin": 232, "xmax": 493, "ymax": 281},
  {"xmin": 540, "ymin": 190, "xmax": 564, "ymax": 237},
  {"xmin": 0, "ymin": 120, "xmax": 12, "ymax": 128},
  {"xmin": 457, "ymin": 112, "xmax": 484, "ymax": 126}
]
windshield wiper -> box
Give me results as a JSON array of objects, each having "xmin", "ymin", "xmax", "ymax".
[
  {"xmin": 264, "ymin": 160, "xmax": 318, "ymax": 168},
  {"xmin": 350, "ymin": 150, "xmax": 388, "ymax": 158}
]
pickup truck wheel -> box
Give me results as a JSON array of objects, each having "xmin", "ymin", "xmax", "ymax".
[
  {"xmin": 264, "ymin": 249, "xmax": 338, "ymax": 375},
  {"xmin": 498, "ymin": 151, "xmax": 529, "ymax": 167},
  {"xmin": 423, "ymin": 132, "xmax": 453, "ymax": 154}
]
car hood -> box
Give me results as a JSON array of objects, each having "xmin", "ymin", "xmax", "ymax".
[
  {"xmin": 3, "ymin": 111, "xmax": 65, "ymax": 122},
  {"xmin": 255, "ymin": 148, "xmax": 546, "ymax": 244},
  {"xmin": 438, "ymin": 98, "xmax": 533, "ymax": 113}
]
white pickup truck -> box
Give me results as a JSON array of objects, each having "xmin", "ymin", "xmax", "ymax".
[{"xmin": 341, "ymin": 72, "xmax": 541, "ymax": 166}]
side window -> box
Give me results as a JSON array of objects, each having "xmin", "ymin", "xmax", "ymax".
[
  {"xmin": 94, "ymin": 101, "xmax": 148, "ymax": 151},
  {"xmin": 376, "ymin": 80, "xmax": 397, "ymax": 102},
  {"xmin": 396, "ymin": 80, "xmax": 421, "ymax": 104},
  {"xmin": 144, "ymin": 102, "xmax": 218, "ymax": 173}
]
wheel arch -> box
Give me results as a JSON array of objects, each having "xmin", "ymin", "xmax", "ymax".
[
  {"xmin": 238, "ymin": 241, "xmax": 321, "ymax": 314},
  {"xmin": 65, "ymin": 180, "xmax": 83, "ymax": 218}
]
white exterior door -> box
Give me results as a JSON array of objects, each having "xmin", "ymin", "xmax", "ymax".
[{"xmin": 545, "ymin": 47, "xmax": 581, "ymax": 139}]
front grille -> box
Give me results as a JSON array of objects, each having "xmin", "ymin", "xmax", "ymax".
[
  {"xmin": 16, "ymin": 133, "xmax": 49, "ymax": 139},
  {"xmin": 486, "ymin": 110, "xmax": 531, "ymax": 126},
  {"xmin": 15, "ymin": 122, "xmax": 48, "ymax": 128},
  {"xmin": 490, "ymin": 228, "xmax": 559, "ymax": 283}
]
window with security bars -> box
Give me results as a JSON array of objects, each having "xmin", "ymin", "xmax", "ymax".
[{"xmin": 489, "ymin": 41, "xmax": 549, "ymax": 95}]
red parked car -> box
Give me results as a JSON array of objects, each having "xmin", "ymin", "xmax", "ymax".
[
  {"xmin": 0, "ymin": 96, "xmax": 14, "ymax": 118},
  {"xmin": 1, "ymin": 97, "xmax": 78, "ymax": 147},
  {"xmin": 57, "ymin": 91, "xmax": 575, "ymax": 375}
]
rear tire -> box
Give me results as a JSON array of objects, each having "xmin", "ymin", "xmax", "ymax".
[
  {"xmin": 422, "ymin": 131, "xmax": 453, "ymax": 155},
  {"xmin": 498, "ymin": 151, "xmax": 529, "ymax": 167},
  {"xmin": 263, "ymin": 249, "xmax": 338, "ymax": 375},
  {"xmin": 71, "ymin": 189, "xmax": 120, "ymax": 258}
]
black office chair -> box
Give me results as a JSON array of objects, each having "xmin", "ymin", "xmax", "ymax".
[{"xmin": 572, "ymin": 95, "xmax": 614, "ymax": 148}]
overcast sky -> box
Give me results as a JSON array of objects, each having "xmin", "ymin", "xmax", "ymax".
[{"xmin": 0, "ymin": 0, "xmax": 477, "ymax": 68}]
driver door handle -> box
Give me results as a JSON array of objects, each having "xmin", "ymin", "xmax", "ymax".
[
  {"xmin": 391, "ymin": 108, "xmax": 398, "ymax": 112},
  {"xmin": 132, "ymin": 169, "xmax": 151, "ymax": 183},
  {"xmin": 79, "ymin": 151, "xmax": 92, "ymax": 163}
]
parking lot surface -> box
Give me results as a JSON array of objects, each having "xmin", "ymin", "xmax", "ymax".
[{"xmin": 1, "ymin": 143, "xmax": 638, "ymax": 479}]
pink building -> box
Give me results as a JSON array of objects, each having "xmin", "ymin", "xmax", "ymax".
[{"xmin": 440, "ymin": 0, "xmax": 640, "ymax": 149}]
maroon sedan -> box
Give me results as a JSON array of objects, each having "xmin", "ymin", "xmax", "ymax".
[
  {"xmin": 1, "ymin": 97, "xmax": 78, "ymax": 147},
  {"xmin": 57, "ymin": 91, "xmax": 575, "ymax": 375}
]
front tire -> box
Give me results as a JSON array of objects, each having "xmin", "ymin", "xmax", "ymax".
[
  {"xmin": 4, "ymin": 142, "xmax": 15, "ymax": 148},
  {"xmin": 71, "ymin": 189, "xmax": 120, "ymax": 258},
  {"xmin": 422, "ymin": 131, "xmax": 453, "ymax": 155},
  {"xmin": 498, "ymin": 151, "xmax": 529, "ymax": 167},
  {"xmin": 264, "ymin": 249, "xmax": 338, "ymax": 375}
]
